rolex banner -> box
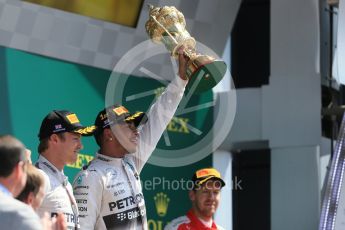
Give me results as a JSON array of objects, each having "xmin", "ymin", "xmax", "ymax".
[{"xmin": 0, "ymin": 46, "xmax": 213, "ymax": 229}]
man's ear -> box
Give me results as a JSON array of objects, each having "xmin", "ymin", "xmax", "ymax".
[
  {"xmin": 13, "ymin": 161, "xmax": 24, "ymax": 180},
  {"xmin": 49, "ymin": 134, "xmax": 59, "ymax": 144},
  {"xmin": 104, "ymin": 128, "xmax": 111, "ymax": 137},
  {"xmin": 104, "ymin": 128, "xmax": 116, "ymax": 141}
]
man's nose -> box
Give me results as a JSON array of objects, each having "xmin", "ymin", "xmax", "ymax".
[
  {"xmin": 133, "ymin": 129, "xmax": 139, "ymax": 136},
  {"xmin": 78, "ymin": 140, "xmax": 84, "ymax": 150},
  {"xmin": 208, "ymin": 191, "xmax": 216, "ymax": 199}
]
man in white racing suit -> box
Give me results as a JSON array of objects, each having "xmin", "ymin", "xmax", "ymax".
[
  {"xmin": 36, "ymin": 110, "xmax": 95, "ymax": 229},
  {"xmin": 73, "ymin": 50, "xmax": 188, "ymax": 230}
]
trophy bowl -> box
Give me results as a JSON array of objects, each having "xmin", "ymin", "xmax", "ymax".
[{"xmin": 145, "ymin": 5, "xmax": 227, "ymax": 94}]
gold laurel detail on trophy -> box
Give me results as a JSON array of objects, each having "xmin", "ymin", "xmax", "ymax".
[
  {"xmin": 145, "ymin": 5, "xmax": 186, "ymax": 43},
  {"xmin": 145, "ymin": 5, "xmax": 196, "ymax": 58}
]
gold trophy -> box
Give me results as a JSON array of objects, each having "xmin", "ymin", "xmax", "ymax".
[{"xmin": 145, "ymin": 5, "xmax": 227, "ymax": 94}]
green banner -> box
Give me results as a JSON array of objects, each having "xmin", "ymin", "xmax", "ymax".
[{"xmin": 0, "ymin": 47, "xmax": 214, "ymax": 228}]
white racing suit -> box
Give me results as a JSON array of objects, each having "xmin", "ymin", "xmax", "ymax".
[
  {"xmin": 73, "ymin": 77, "xmax": 187, "ymax": 230},
  {"xmin": 36, "ymin": 156, "xmax": 79, "ymax": 230}
]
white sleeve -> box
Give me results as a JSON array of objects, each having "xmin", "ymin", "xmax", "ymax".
[
  {"xmin": 134, "ymin": 77, "xmax": 187, "ymax": 172},
  {"xmin": 164, "ymin": 215, "xmax": 190, "ymax": 230},
  {"xmin": 72, "ymin": 169, "xmax": 103, "ymax": 230},
  {"xmin": 164, "ymin": 222, "xmax": 178, "ymax": 230}
]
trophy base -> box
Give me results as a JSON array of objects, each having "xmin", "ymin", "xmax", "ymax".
[{"xmin": 187, "ymin": 60, "xmax": 227, "ymax": 94}]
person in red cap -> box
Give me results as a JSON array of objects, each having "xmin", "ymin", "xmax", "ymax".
[
  {"xmin": 35, "ymin": 110, "xmax": 95, "ymax": 230},
  {"xmin": 165, "ymin": 168, "xmax": 225, "ymax": 230},
  {"xmin": 72, "ymin": 49, "xmax": 189, "ymax": 230}
]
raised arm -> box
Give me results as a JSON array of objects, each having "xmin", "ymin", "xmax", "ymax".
[{"xmin": 134, "ymin": 49, "xmax": 189, "ymax": 172}]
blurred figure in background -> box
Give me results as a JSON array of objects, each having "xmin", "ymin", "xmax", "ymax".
[
  {"xmin": 0, "ymin": 135, "xmax": 42, "ymax": 230},
  {"xmin": 25, "ymin": 148, "xmax": 33, "ymax": 164},
  {"xmin": 17, "ymin": 164, "xmax": 46, "ymax": 211},
  {"xmin": 17, "ymin": 160, "xmax": 67, "ymax": 230}
]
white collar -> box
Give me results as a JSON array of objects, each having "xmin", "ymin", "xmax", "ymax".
[
  {"xmin": 37, "ymin": 155, "xmax": 67, "ymax": 184},
  {"xmin": 95, "ymin": 152, "xmax": 123, "ymax": 164},
  {"xmin": 198, "ymin": 217, "xmax": 213, "ymax": 228}
]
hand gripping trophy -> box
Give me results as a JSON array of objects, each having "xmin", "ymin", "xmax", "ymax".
[{"xmin": 145, "ymin": 5, "xmax": 227, "ymax": 94}]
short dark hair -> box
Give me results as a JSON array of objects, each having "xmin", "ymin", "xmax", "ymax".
[
  {"xmin": 94, "ymin": 132, "xmax": 102, "ymax": 147},
  {"xmin": 38, "ymin": 133, "xmax": 66, "ymax": 153},
  {"xmin": 0, "ymin": 135, "xmax": 26, "ymax": 177},
  {"xmin": 17, "ymin": 164, "xmax": 44, "ymax": 202}
]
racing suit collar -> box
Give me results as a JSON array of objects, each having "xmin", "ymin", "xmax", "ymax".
[
  {"xmin": 186, "ymin": 209, "xmax": 218, "ymax": 230},
  {"xmin": 37, "ymin": 155, "xmax": 67, "ymax": 183},
  {"xmin": 95, "ymin": 153, "xmax": 137, "ymax": 177},
  {"xmin": 95, "ymin": 152, "xmax": 124, "ymax": 164}
]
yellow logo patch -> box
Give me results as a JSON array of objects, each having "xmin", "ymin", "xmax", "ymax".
[
  {"xmin": 196, "ymin": 168, "xmax": 220, "ymax": 178},
  {"xmin": 66, "ymin": 114, "xmax": 80, "ymax": 124},
  {"xmin": 154, "ymin": 193, "xmax": 170, "ymax": 217},
  {"xmin": 113, "ymin": 106, "xmax": 129, "ymax": 116}
]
